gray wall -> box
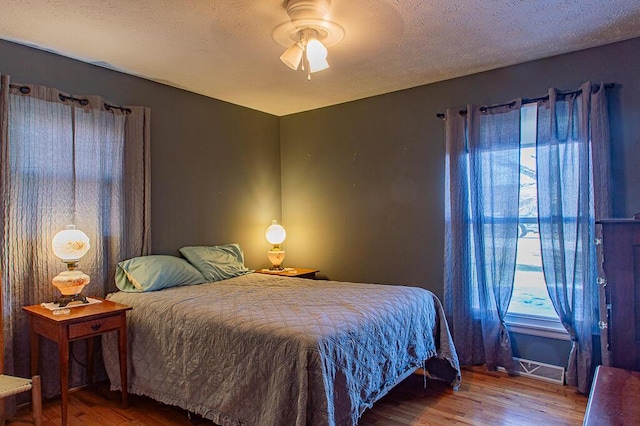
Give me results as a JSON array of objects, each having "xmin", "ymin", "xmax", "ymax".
[
  {"xmin": 280, "ymin": 37, "xmax": 640, "ymax": 300},
  {"xmin": 0, "ymin": 39, "xmax": 282, "ymax": 268}
]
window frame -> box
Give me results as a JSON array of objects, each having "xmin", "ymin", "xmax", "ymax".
[{"xmin": 505, "ymin": 312, "xmax": 570, "ymax": 340}]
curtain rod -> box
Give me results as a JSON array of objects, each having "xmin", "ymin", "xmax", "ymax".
[
  {"xmin": 435, "ymin": 82, "xmax": 615, "ymax": 120},
  {"xmin": 9, "ymin": 84, "xmax": 131, "ymax": 114}
]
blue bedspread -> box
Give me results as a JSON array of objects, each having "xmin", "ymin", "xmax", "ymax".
[{"xmin": 103, "ymin": 273, "xmax": 460, "ymax": 425}]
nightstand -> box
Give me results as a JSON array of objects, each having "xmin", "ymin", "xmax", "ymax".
[
  {"xmin": 257, "ymin": 267, "xmax": 319, "ymax": 279},
  {"xmin": 23, "ymin": 298, "xmax": 131, "ymax": 426}
]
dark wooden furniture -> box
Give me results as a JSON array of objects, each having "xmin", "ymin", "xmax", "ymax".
[
  {"xmin": 23, "ymin": 298, "xmax": 131, "ymax": 426},
  {"xmin": 583, "ymin": 365, "xmax": 640, "ymax": 425},
  {"xmin": 257, "ymin": 267, "xmax": 319, "ymax": 279},
  {"xmin": 597, "ymin": 219, "xmax": 640, "ymax": 371}
]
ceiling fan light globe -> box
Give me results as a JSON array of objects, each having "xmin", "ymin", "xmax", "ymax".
[
  {"xmin": 306, "ymin": 38, "xmax": 329, "ymax": 72},
  {"xmin": 280, "ymin": 43, "xmax": 304, "ymax": 70}
]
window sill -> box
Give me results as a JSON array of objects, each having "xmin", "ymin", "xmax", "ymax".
[{"xmin": 505, "ymin": 313, "xmax": 571, "ymax": 341}]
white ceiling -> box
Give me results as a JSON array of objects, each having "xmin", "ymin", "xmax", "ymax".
[{"xmin": 0, "ymin": 1, "xmax": 639, "ymax": 116}]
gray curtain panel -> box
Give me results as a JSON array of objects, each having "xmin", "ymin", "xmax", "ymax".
[
  {"xmin": 444, "ymin": 100, "xmax": 521, "ymax": 373},
  {"xmin": 444, "ymin": 108, "xmax": 485, "ymax": 366},
  {"xmin": 468, "ymin": 102, "xmax": 521, "ymax": 373},
  {"xmin": 0, "ymin": 74, "xmax": 151, "ymax": 398},
  {"xmin": 536, "ymin": 81, "xmax": 611, "ymax": 394}
]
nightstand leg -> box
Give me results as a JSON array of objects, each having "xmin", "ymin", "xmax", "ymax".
[
  {"xmin": 87, "ymin": 337, "xmax": 94, "ymax": 386},
  {"xmin": 59, "ymin": 339, "xmax": 69, "ymax": 426},
  {"xmin": 30, "ymin": 329, "xmax": 39, "ymax": 376}
]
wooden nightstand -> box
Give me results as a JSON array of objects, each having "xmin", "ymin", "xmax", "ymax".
[
  {"xmin": 257, "ymin": 267, "xmax": 319, "ymax": 279},
  {"xmin": 23, "ymin": 298, "xmax": 131, "ymax": 426}
]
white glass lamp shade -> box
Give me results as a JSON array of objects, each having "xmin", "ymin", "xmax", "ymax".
[
  {"xmin": 265, "ymin": 220, "xmax": 286, "ymax": 247},
  {"xmin": 51, "ymin": 225, "xmax": 91, "ymax": 299},
  {"xmin": 280, "ymin": 42, "xmax": 304, "ymax": 70},
  {"xmin": 306, "ymin": 38, "xmax": 329, "ymax": 73},
  {"xmin": 52, "ymin": 225, "xmax": 90, "ymax": 262}
]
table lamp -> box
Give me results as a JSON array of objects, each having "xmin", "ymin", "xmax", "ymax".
[
  {"xmin": 265, "ymin": 220, "xmax": 286, "ymax": 270},
  {"xmin": 51, "ymin": 225, "xmax": 91, "ymax": 307}
]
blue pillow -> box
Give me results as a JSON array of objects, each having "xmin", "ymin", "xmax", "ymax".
[
  {"xmin": 180, "ymin": 243, "xmax": 251, "ymax": 282},
  {"xmin": 115, "ymin": 255, "xmax": 206, "ymax": 292}
]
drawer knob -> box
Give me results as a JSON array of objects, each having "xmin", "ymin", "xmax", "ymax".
[{"xmin": 90, "ymin": 324, "xmax": 102, "ymax": 331}]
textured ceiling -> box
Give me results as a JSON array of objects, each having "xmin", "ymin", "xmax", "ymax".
[{"xmin": 0, "ymin": 0, "xmax": 639, "ymax": 116}]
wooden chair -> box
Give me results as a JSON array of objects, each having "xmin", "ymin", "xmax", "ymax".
[
  {"xmin": 0, "ymin": 279, "xmax": 42, "ymax": 425},
  {"xmin": 0, "ymin": 375, "xmax": 42, "ymax": 425}
]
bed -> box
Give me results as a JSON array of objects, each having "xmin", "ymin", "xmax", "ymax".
[{"xmin": 102, "ymin": 263, "xmax": 460, "ymax": 426}]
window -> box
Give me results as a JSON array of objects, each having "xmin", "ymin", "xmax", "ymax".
[
  {"xmin": 2, "ymin": 80, "xmax": 150, "ymax": 395},
  {"xmin": 445, "ymin": 82, "xmax": 609, "ymax": 384},
  {"xmin": 505, "ymin": 104, "xmax": 568, "ymax": 339},
  {"xmin": 8, "ymin": 96, "xmax": 125, "ymax": 243}
]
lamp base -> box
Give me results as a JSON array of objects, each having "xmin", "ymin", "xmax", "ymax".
[
  {"xmin": 52, "ymin": 269, "xmax": 90, "ymax": 307},
  {"xmin": 56, "ymin": 294, "xmax": 89, "ymax": 308},
  {"xmin": 267, "ymin": 250, "xmax": 286, "ymax": 271},
  {"xmin": 52, "ymin": 269, "xmax": 90, "ymax": 296}
]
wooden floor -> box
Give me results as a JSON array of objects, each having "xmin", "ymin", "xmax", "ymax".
[{"xmin": 9, "ymin": 366, "xmax": 587, "ymax": 426}]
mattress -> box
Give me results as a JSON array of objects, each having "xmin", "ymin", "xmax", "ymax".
[{"xmin": 102, "ymin": 273, "xmax": 460, "ymax": 425}]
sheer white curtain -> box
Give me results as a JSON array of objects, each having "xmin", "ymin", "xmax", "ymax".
[{"xmin": 0, "ymin": 75, "xmax": 151, "ymax": 397}]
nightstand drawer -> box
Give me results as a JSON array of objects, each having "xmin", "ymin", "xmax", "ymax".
[{"xmin": 68, "ymin": 315, "xmax": 121, "ymax": 339}]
